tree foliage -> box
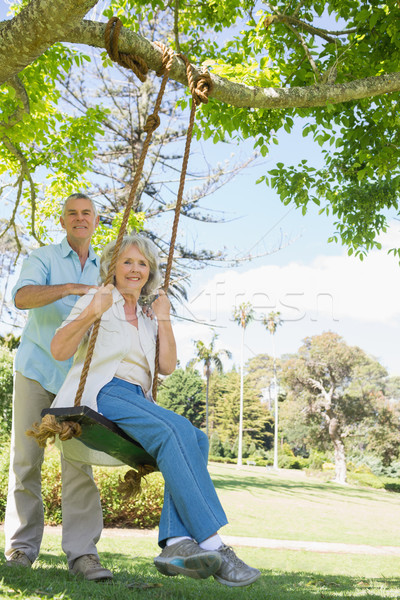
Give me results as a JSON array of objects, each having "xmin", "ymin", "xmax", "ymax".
[
  {"xmin": 0, "ymin": 0, "xmax": 399, "ymax": 258},
  {"xmin": 156, "ymin": 367, "xmax": 206, "ymax": 428}
]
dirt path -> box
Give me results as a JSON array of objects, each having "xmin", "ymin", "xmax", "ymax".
[{"xmin": 16, "ymin": 526, "xmax": 400, "ymax": 556}]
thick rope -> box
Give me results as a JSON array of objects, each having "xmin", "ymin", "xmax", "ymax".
[
  {"xmin": 117, "ymin": 464, "xmax": 155, "ymax": 499},
  {"xmin": 104, "ymin": 17, "xmax": 148, "ymax": 83},
  {"xmin": 151, "ymin": 57, "xmax": 213, "ymax": 399},
  {"xmin": 26, "ymin": 414, "xmax": 82, "ymax": 447}
]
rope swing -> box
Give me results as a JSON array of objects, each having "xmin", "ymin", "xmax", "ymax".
[{"xmin": 27, "ymin": 18, "xmax": 213, "ymax": 497}]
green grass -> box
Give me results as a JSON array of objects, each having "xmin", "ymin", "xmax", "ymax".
[
  {"xmin": 210, "ymin": 463, "xmax": 400, "ymax": 546},
  {"xmin": 1, "ymin": 464, "xmax": 400, "ymax": 599},
  {"xmin": 1, "ymin": 534, "xmax": 400, "ymax": 599}
]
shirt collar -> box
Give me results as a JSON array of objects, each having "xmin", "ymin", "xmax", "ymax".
[
  {"xmin": 113, "ymin": 287, "xmax": 143, "ymax": 315},
  {"xmin": 61, "ymin": 236, "xmax": 99, "ymax": 267}
]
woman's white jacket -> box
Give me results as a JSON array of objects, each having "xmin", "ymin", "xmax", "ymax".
[{"xmin": 50, "ymin": 286, "xmax": 158, "ymax": 466}]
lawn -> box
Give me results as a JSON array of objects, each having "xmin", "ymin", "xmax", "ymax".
[
  {"xmin": 1, "ymin": 464, "xmax": 400, "ymax": 599},
  {"xmin": 210, "ymin": 463, "xmax": 400, "ymax": 546}
]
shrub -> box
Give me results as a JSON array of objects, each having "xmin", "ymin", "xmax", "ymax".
[
  {"xmin": 209, "ymin": 432, "xmax": 224, "ymax": 457},
  {"xmin": 0, "ymin": 433, "xmax": 11, "ymax": 517},
  {"xmin": 0, "ymin": 438, "xmax": 164, "ymax": 528},
  {"xmin": 94, "ymin": 467, "xmax": 164, "ymax": 528},
  {"xmin": 383, "ymin": 481, "xmax": 400, "ymax": 493},
  {"xmin": 209, "ymin": 455, "xmax": 237, "ymax": 465},
  {"xmin": 347, "ymin": 471, "xmax": 384, "ymax": 489},
  {"xmin": 0, "ymin": 442, "xmax": 63, "ymax": 524},
  {"xmin": 0, "ymin": 346, "xmax": 14, "ymax": 435},
  {"xmin": 306, "ymin": 450, "xmax": 328, "ymax": 470}
]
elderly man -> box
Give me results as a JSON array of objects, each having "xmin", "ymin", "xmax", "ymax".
[{"xmin": 4, "ymin": 193, "xmax": 112, "ymax": 581}]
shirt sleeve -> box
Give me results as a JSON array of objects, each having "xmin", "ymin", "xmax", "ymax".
[{"xmin": 11, "ymin": 249, "xmax": 50, "ymax": 304}]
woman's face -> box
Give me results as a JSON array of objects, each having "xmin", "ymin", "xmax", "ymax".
[{"xmin": 114, "ymin": 244, "xmax": 150, "ymax": 296}]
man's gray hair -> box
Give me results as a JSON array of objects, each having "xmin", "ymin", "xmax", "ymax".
[
  {"xmin": 62, "ymin": 193, "xmax": 98, "ymax": 217},
  {"xmin": 100, "ymin": 233, "xmax": 162, "ymax": 299}
]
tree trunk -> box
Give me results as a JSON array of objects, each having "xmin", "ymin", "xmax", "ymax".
[
  {"xmin": 205, "ymin": 371, "xmax": 209, "ymax": 439},
  {"xmin": 332, "ymin": 437, "xmax": 347, "ymax": 484},
  {"xmin": 328, "ymin": 416, "xmax": 347, "ymax": 484}
]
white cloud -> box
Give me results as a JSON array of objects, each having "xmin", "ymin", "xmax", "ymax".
[
  {"xmin": 172, "ymin": 225, "xmax": 400, "ymax": 375},
  {"xmin": 180, "ymin": 248, "xmax": 400, "ymax": 326}
]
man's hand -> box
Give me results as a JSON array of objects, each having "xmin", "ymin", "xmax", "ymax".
[{"xmin": 71, "ymin": 283, "xmax": 100, "ymax": 296}]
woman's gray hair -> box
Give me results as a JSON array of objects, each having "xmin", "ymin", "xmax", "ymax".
[{"xmin": 100, "ymin": 234, "xmax": 162, "ymax": 298}]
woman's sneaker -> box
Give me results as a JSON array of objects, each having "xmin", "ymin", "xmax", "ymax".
[
  {"xmin": 154, "ymin": 539, "xmax": 222, "ymax": 579},
  {"xmin": 214, "ymin": 545, "xmax": 261, "ymax": 587}
]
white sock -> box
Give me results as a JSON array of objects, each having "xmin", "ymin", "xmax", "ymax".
[
  {"xmin": 166, "ymin": 536, "xmax": 192, "ymax": 547},
  {"xmin": 199, "ymin": 534, "xmax": 223, "ymax": 551}
]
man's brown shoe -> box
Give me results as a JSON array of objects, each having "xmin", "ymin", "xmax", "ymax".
[
  {"xmin": 70, "ymin": 554, "xmax": 113, "ymax": 581},
  {"xmin": 6, "ymin": 550, "xmax": 32, "ymax": 568}
]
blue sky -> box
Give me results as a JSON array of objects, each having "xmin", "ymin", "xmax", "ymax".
[
  {"xmin": 171, "ymin": 126, "xmax": 400, "ymax": 378},
  {"xmin": 2, "ymin": 2, "xmax": 400, "ymax": 379}
]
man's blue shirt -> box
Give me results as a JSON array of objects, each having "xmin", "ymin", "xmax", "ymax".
[{"xmin": 12, "ymin": 237, "xmax": 99, "ymax": 394}]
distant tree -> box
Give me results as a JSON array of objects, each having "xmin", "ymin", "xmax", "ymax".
[
  {"xmin": 262, "ymin": 311, "xmax": 283, "ymax": 469},
  {"xmin": 384, "ymin": 376, "xmax": 400, "ymax": 402},
  {"xmin": 209, "ymin": 431, "xmax": 224, "ymax": 458},
  {"xmin": 232, "ymin": 301, "xmax": 255, "ymax": 467},
  {"xmin": 0, "ymin": 333, "xmax": 21, "ymax": 351},
  {"xmin": 245, "ymin": 354, "xmax": 275, "ymax": 404},
  {"xmin": 281, "ymin": 332, "xmax": 388, "ymax": 484},
  {"xmin": 364, "ymin": 395, "xmax": 400, "ymax": 467},
  {"xmin": 212, "ymin": 369, "xmax": 273, "ymax": 451},
  {"xmin": 0, "ymin": 220, "xmax": 28, "ymax": 331},
  {"xmin": 187, "ymin": 332, "xmax": 232, "ymax": 438},
  {"xmin": 156, "ymin": 368, "xmax": 205, "ymax": 429}
]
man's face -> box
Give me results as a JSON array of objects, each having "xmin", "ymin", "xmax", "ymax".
[{"xmin": 60, "ymin": 197, "xmax": 99, "ymax": 243}]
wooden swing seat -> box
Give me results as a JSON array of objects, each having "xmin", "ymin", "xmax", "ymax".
[{"xmin": 42, "ymin": 406, "xmax": 157, "ymax": 470}]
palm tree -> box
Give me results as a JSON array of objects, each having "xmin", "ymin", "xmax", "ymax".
[
  {"xmin": 262, "ymin": 311, "xmax": 282, "ymax": 470},
  {"xmin": 232, "ymin": 301, "xmax": 255, "ymax": 467},
  {"xmin": 188, "ymin": 331, "xmax": 232, "ymax": 438}
]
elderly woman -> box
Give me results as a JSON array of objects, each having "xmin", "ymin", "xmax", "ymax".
[{"xmin": 50, "ymin": 233, "xmax": 260, "ymax": 588}]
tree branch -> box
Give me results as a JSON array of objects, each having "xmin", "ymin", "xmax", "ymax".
[
  {"xmin": 2, "ymin": 75, "xmax": 30, "ymax": 128},
  {"xmin": 265, "ymin": 10, "xmax": 355, "ymax": 43},
  {"xmin": 0, "ymin": 0, "xmax": 99, "ymax": 82},
  {"xmin": 65, "ymin": 20, "xmax": 400, "ymax": 109},
  {"xmin": 1, "ymin": 136, "xmax": 42, "ymax": 247},
  {"xmin": 286, "ymin": 23, "xmax": 321, "ymax": 82},
  {"xmin": 1, "ymin": 7, "xmax": 400, "ymax": 109}
]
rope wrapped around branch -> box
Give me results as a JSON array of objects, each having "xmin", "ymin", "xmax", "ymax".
[{"xmin": 104, "ymin": 16, "xmax": 148, "ymax": 82}]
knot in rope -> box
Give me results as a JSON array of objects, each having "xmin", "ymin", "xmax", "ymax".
[
  {"xmin": 178, "ymin": 54, "xmax": 214, "ymax": 106},
  {"xmin": 154, "ymin": 41, "xmax": 175, "ymax": 77},
  {"xmin": 144, "ymin": 113, "xmax": 161, "ymax": 133},
  {"xmin": 105, "ymin": 17, "xmax": 148, "ymax": 83},
  {"xmin": 193, "ymin": 70, "xmax": 213, "ymax": 105},
  {"xmin": 26, "ymin": 414, "xmax": 82, "ymax": 448},
  {"xmin": 118, "ymin": 464, "xmax": 155, "ymax": 499}
]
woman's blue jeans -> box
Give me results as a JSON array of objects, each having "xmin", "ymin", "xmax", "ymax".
[{"xmin": 97, "ymin": 378, "xmax": 228, "ymax": 547}]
